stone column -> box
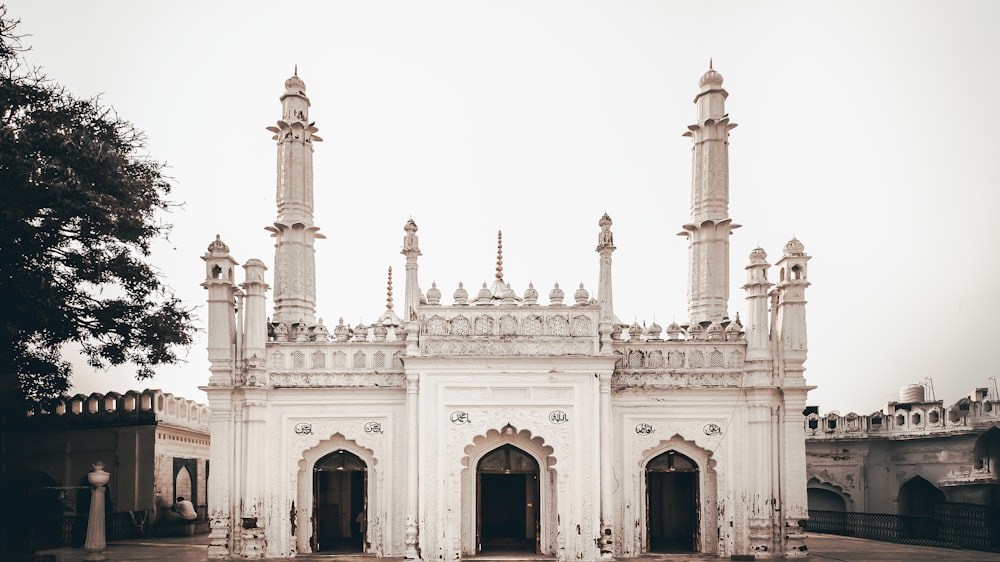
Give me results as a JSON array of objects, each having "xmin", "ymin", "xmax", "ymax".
[
  {"xmin": 240, "ymin": 390, "xmax": 268, "ymax": 558},
  {"xmin": 205, "ymin": 392, "xmax": 234, "ymax": 559},
  {"xmin": 598, "ymin": 372, "xmax": 614, "ymax": 559},
  {"xmin": 84, "ymin": 461, "xmax": 110, "ymax": 561},
  {"xmin": 405, "ymin": 373, "xmax": 421, "ymax": 560}
]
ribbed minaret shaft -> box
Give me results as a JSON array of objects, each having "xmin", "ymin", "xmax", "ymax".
[
  {"xmin": 680, "ymin": 63, "xmax": 740, "ymax": 325},
  {"xmin": 241, "ymin": 259, "xmax": 269, "ymax": 363},
  {"xmin": 265, "ymin": 71, "xmax": 324, "ymax": 326},
  {"xmin": 401, "ymin": 218, "xmax": 421, "ymax": 319}
]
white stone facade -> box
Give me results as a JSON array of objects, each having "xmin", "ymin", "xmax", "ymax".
[{"xmin": 202, "ymin": 67, "xmax": 813, "ymax": 559}]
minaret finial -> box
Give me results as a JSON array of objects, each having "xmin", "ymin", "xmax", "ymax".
[
  {"xmin": 386, "ymin": 266, "xmax": 394, "ymax": 309},
  {"xmin": 294, "ymin": 64, "xmax": 298, "ymax": 77},
  {"xmin": 495, "ymin": 230, "xmax": 504, "ymax": 280},
  {"xmin": 709, "ymin": 58, "xmax": 713, "ymax": 71}
]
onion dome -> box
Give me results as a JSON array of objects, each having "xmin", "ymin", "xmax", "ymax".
[
  {"xmin": 549, "ymin": 283, "xmax": 564, "ymax": 305},
  {"xmin": 726, "ymin": 321, "xmax": 743, "ymax": 341},
  {"xmin": 749, "ymin": 247, "xmax": 768, "ymax": 265},
  {"xmin": 418, "ymin": 290, "xmax": 427, "ymax": 305},
  {"xmin": 523, "ymin": 282, "xmax": 539, "ymax": 305},
  {"xmin": 687, "ymin": 323, "xmax": 704, "ymax": 340},
  {"xmin": 313, "ymin": 318, "xmax": 329, "ymax": 342},
  {"xmin": 207, "ymin": 234, "xmax": 230, "ymax": 256},
  {"xmin": 373, "ymin": 323, "xmax": 388, "ymax": 342},
  {"xmin": 647, "ymin": 321, "xmax": 663, "ymax": 341},
  {"xmin": 574, "ymin": 282, "xmax": 590, "ymax": 305},
  {"xmin": 352, "ymin": 324, "xmax": 368, "ymax": 342},
  {"xmin": 426, "ymin": 281, "xmax": 441, "ymax": 305},
  {"xmin": 783, "ymin": 237, "xmax": 806, "ymax": 257},
  {"xmin": 628, "ymin": 322, "xmax": 643, "ymax": 342},
  {"xmin": 707, "ymin": 322, "xmax": 725, "ymax": 341},
  {"xmin": 334, "ymin": 318, "xmax": 349, "ymax": 342},
  {"xmin": 730, "ymin": 313, "xmax": 743, "ymax": 330},
  {"xmin": 699, "ymin": 61, "xmax": 724, "ymax": 89},
  {"xmin": 453, "ymin": 282, "xmax": 468, "ymax": 305},
  {"xmin": 476, "ymin": 282, "xmax": 493, "ymax": 305},
  {"xmin": 284, "ymin": 73, "xmax": 306, "ymax": 93},
  {"xmin": 501, "ymin": 282, "xmax": 517, "ymax": 304},
  {"xmin": 611, "ymin": 323, "xmax": 624, "ymax": 340},
  {"xmin": 598, "ymin": 213, "xmax": 612, "ymax": 228},
  {"xmin": 666, "ymin": 321, "xmax": 683, "ymax": 341},
  {"xmin": 403, "ymin": 218, "xmax": 418, "ymax": 234}
]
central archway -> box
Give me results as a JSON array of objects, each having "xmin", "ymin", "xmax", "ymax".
[
  {"xmin": 646, "ymin": 450, "xmax": 699, "ymax": 553},
  {"xmin": 313, "ymin": 450, "xmax": 367, "ymax": 553},
  {"xmin": 477, "ymin": 444, "xmax": 540, "ymax": 553}
]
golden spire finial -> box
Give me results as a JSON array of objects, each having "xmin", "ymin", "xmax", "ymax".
[
  {"xmin": 495, "ymin": 230, "xmax": 504, "ymax": 280},
  {"xmin": 386, "ymin": 266, "xmax": 394, "ymax": 309}
]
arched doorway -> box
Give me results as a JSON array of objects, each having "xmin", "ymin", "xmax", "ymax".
[
  {"xmin": 808, "ymin": 487, "xmax": 847, "ymax": 511},
  {"xmin": 898, "ymin": 476, "xmax": 944, "ymax": 517},
  {"xmin": 646, "ymin": 450, "xmax": 699, "ymax": 553},
  {"xmin": 313, "ymin": 450, "xmax": 367, "ymax": 553},
  {"xmin": 477, "ymin": 444, "xmax": 540, "ymax": 553}
]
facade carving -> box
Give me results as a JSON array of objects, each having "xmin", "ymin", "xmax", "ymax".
[{"xmin": 202, "ymin": 67, "xmax": 812, "ymax": 560}]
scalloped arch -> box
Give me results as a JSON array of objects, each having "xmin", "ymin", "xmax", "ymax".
[
  {"xmin": 297, "ymin": 432, "xmax": 376, "ymax": 474},
  {"xmin": 640, "ymin": 433, "xmax": 717, "ymax": 472},
  {"xmin": 807, "ymin": 475, "xmax": 852, "ymax": 501},
  {"xmin": 461, "ymin": 426, "xmax": 556, "ymax": 470}
]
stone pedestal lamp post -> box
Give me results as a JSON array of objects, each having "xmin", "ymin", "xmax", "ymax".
[{"xmin": 84, "ymin": 461, "xmax": 110, "ymax": 561}]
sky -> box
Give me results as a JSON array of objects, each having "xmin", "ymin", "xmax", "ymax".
[{"xmin": 6, "ymin": 1, "xmax": 1000, "ymax": 415}]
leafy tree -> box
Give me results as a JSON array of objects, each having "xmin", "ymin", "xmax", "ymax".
[{"xmin": 0, "ymin": 7, "xmax": 194, "ymax": 404}]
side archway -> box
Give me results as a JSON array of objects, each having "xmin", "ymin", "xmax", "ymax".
[
  {"xmin": 897, "ymin": 476, "xmax": 944, "ymax": 517},
  {"xmin": 639, "ymin": 435, "xmax": 718, "ymax": 555},
  {"xmin": 296, "ymin": 434, "xmax": 377, "ymax": 555},
  {"xmin": 807, "ymin": 477, "xmax": 850, "ymax": 512}
]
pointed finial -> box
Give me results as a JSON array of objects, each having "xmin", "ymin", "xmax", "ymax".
[
  {"xmin": 709, "ymin": 58, "xmax": 713, "ymax": 71},
  {"xmin": 386, "ymin": 266, "xmax": 394, "ymax": 309},
  {"xmin": 495, "ymin": 230, "xmax": 504, "ymax": 280},
  {"xmin": 294, "ymin": 64, "xmax": 298, "ymax": 76}
]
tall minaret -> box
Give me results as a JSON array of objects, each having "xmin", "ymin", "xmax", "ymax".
[
  {"xmin": 401, "ymin": 218, "xmax": 421, "ymax": 319},
  {"xmin": 596, "ymin": 213, "xmax": 616, "ymax": 325},
  {"xmin": 265, "ymin": 71, "xmax": 324, "ymax": 326},
  {"xmin": 680, "ymin": 63, "xmax": 740, "ymax": 325}
]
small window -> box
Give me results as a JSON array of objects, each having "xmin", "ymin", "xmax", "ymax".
[
  {"xmin": 928, "ymin": 411, "xmax": 940, "ymax": 424},
  {"xmin": 808, "ymin": 418, "xmax": 818, "ymax": 430},
  {"xmin": 896, "ymin": 414, "xmax": 906, "ymax": 427},
  {"xmin": 827, "ymin": 419, "xmax": 837, "ymax": 431},
  {"xmin": 912, "ymin": 413, "xmax": 922, "ymax": 425}
]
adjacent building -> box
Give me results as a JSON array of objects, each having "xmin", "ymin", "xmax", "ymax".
[
  {"xmin": 0, "ymin": 389, "xmax": 209, "ymax": 551},
  {"xmin": 202, "ymin": 67, "xmax": 813, "ymax": 560},
  {"xmin": 806, "ymin": 383, "xmax": 1000, "ymax": 515}
]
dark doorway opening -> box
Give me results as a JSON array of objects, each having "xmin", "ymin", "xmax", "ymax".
[
  {"xmin": 313, "ymin": 450, "xmax": 367, "ymax": 553},
  {"xmin": 647, "ymin": 450, "xmax": 699, "ymax": 553},
  {"xmin": 477, "ymin": 445, "xmax": 539, "ymax": 553}
]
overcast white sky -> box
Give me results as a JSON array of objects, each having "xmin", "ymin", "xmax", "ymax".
[{"xmin": 7, "ymin": 1, "xmax": 1000, "ymax": 414}]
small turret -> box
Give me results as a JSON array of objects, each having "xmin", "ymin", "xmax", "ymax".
[
  {"xmin": 774, "ymin": 237, "xmax": 812, "ymax": 383},
  {"xmin": 202, "ymin": 235, "xmax": 239, "ymax": 386}
]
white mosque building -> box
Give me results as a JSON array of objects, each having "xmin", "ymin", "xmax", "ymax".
[{"xmin": 201, "ymin": 66, "xmax": 813, "ymax": 560}]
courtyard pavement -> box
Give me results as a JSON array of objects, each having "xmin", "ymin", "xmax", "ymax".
[{"xmin": 31, "ymin": 533, "xmax": 1000, "ymax": 562}]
